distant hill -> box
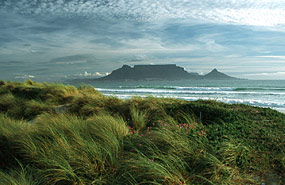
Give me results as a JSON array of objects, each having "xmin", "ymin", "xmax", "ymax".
[
  {"xmin": 203, "ymin": 68, "xmax": 237, "ymax": 79},
  {"xmin": 96, "ymin": 64, "xmax": 238, "ymax": 81}
]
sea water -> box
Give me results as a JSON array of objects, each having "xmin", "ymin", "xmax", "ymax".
[{"xmin": 89, "ymin": 80, "xmax": 285, "ymax": 113}]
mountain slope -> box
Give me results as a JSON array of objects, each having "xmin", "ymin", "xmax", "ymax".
[{"xmin": 203, "ymin": 68, "xmax": 237, "ymax": 79}]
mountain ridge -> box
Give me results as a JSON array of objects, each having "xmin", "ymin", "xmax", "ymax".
[{"xmin": 96, "ymin": 64, "xmax": 239, "ymax": 81}]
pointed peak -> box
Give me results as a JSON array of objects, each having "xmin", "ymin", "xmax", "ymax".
[
  {"xmin": 122, "ymin": 65, "xmax": 131, "ymax": 69},
  {"xmin": 211, "ymin": 68, "xmax": 218, "ymax": 73}
]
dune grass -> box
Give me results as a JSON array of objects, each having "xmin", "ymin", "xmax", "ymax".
[{"xmin": 0, "ymin": 80, "xmax": 284, "ymax": 184}]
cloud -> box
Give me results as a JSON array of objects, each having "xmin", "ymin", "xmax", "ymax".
[
  {"xmin": 2, "ymin": 0, "xmax": 285, "ymax": 27},
  {"xmin": 2, "ymin": 2, "xmax": 285, "ymax": 57},
  {"xmin": 49, "ymin": 55, "xmax": 91, "ymax": 64},
  {"xmin": 1, "ymin": 0, "xmax": 285, "ymax": 81},
  {"xmin": 242, "ymin": 71, "xmax": 285, "ymax": 80},
  {"xmin": 66, "ymin": 71, "xmax": 109, "ymax": 80},
  {"xmin": 82, "ymin": 71, "xmax": 103, "ymax": 77},
  {"xmin": 257, "ymin": 55, "xmax": 285, "ymax": 60}
]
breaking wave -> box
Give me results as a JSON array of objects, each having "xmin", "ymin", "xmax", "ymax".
[
  {"xmin": 116, "ymin": 85, "xmax": 285, "ymax": 92},
  {"xmin": 102, "ymin": 93, "xmax": 285, "ymax": 109},
  {"xmin": 95, "ymin": 88, "xmax": 285, "ymax": 95}
]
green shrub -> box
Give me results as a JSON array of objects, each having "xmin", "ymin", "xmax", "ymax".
[
  {"xmin": 0, "ymin": 80, "xmax": 6, "ymax": 86},
  {"xmin": 130, "ymin": 106, "xmax": 148, "ymax": 131},
  {"xmin": 25, "ymin": 79, "xmax": 34, "ymax": 86},
  {"xmin": 217, "ymin": 139, "xmax": 254, "ymax": 169}
]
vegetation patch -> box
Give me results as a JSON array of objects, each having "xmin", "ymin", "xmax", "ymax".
[{"xmin": 0, "ymin": 80, "xmax": 284, "ymax": 184}]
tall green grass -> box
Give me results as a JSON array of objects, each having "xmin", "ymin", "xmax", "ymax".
[
  {"xmin": 130, "ymin": 106, "xmax": 148, "ymax": 132},
  {"xmin": 0, "ymin": 81, "xmax": 284, "ymax": 184},
  {"xmin": 0, "ymin": 164, "xmax": 40, "ymax": 185},
  {"xmin": 0, "ymin": 113, "xmax": 129, "ymax": 184}
]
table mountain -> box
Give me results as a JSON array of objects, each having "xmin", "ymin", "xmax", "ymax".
[{"xmin": 96, "ymin": 65, "xmax": 238, "ymax": 81}]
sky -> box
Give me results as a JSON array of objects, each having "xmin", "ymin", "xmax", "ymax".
[{"xmin": 1, "ymin": 0, "xmax": 285, "ymax": 81}]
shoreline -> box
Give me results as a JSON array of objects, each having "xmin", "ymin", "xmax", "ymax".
[{"xmin": 97, "ymin": 91, "xmax": 285, "ymax": 114}]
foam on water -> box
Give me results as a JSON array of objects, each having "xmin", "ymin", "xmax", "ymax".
[
  {"xmin": 158, "ymin": 86, "xmax": 235, "ymax": 91},
  {"xmin": 96, "ymin": 88, "xmax": 285, "ymax": 95},
  {"xmin": 103, "ymin": 92, "xmax": 285, "ymax": 108},
  {"xmin": 93, "ymin": 80, "xmax": 285, "ymax": 110},
  {"xmin": 121, "ymin": 86, "xmax": 285, "ymax": 91}
]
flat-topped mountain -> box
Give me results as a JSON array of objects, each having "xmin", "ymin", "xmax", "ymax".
[
  {"xmin": 99, "ymin": 64, "xmax": 198, "ymax": 81},
  {"xmin": 96, "ymin": 64, "xmax": 238, "ymax": 81}
]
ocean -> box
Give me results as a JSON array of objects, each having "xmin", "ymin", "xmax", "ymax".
[{"xmin": 85, "ymin": 79, "xmax": 285, "ymax": 113}]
